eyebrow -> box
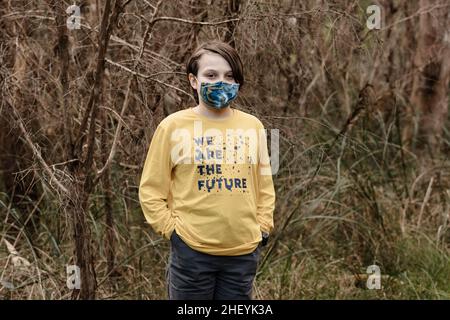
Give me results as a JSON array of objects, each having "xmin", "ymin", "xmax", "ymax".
[{"xmin": 202, "ymin": 69, "xmax": 233, "ymax": 74}]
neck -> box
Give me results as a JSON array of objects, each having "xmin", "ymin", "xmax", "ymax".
[{"xmin": 194, "ymin": 102, "xmax": 233, "ymax": 120}]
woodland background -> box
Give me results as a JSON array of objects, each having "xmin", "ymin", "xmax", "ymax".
[{"xmin": 0, "ymin": 0, "xmax": 449, "ymax": 299}]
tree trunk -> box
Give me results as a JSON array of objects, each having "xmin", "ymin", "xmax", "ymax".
[{"xmin": 410, "ymin": 0, "xmax": 450, "ymax": 153}]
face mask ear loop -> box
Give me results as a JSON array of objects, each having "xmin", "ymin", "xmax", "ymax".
[{"xmin": 195, "ymin": 76, "xmax": 203, "ymax": 88}]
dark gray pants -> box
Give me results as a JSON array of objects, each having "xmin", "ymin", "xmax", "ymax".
[{"xmin": 166, "ymin": 230, "xmax": 262, "ymax": 300}]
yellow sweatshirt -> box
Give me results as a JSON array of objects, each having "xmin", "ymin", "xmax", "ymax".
[{"xmin": 139, "ymin": 107, "xmax": 275, "ymax": 256}]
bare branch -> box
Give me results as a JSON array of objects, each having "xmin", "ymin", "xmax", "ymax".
[
  {"xmin": 105, "ymin": 58, "xmax": 194, "ymax": 98},
  {"xmin": 6, "ymin": 99, "xmax": 69, "ymax": 195}
]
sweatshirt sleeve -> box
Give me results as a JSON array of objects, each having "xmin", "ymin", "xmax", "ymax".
[
  {"xmin": 139, "ymin": 123, "xmax": 175, "ymax": 240},
  {"xmin": 256, "ymin": 123, "xmax": 276, "ymax": 234}
]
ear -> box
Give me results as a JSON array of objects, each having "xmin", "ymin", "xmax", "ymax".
[{"xmin": 188, "ymin": 73, "xmax": 198, "ymax": 90}]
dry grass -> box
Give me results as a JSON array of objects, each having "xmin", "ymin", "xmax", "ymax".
[{"xmin": 1, "ymin": 0, "xmax": 449, "ymax": 299}]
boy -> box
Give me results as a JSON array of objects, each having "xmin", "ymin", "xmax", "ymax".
[{"xmin": 139, "ymin": 40, "xmax": 275, "ymax": 300}]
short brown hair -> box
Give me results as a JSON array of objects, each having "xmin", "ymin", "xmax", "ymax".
[{"xmin": 186, "ymin": 41, "xmax": 244, "ymax": 103}]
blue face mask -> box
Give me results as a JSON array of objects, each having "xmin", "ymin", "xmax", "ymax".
[{"xmin": 198, "ymin": 80, "xmax": 240, "ymax": 109}]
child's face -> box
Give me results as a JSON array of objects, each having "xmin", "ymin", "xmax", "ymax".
[{"xmin": 189, "ymin": 52, "xmax": 236, "ymax": 94}]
